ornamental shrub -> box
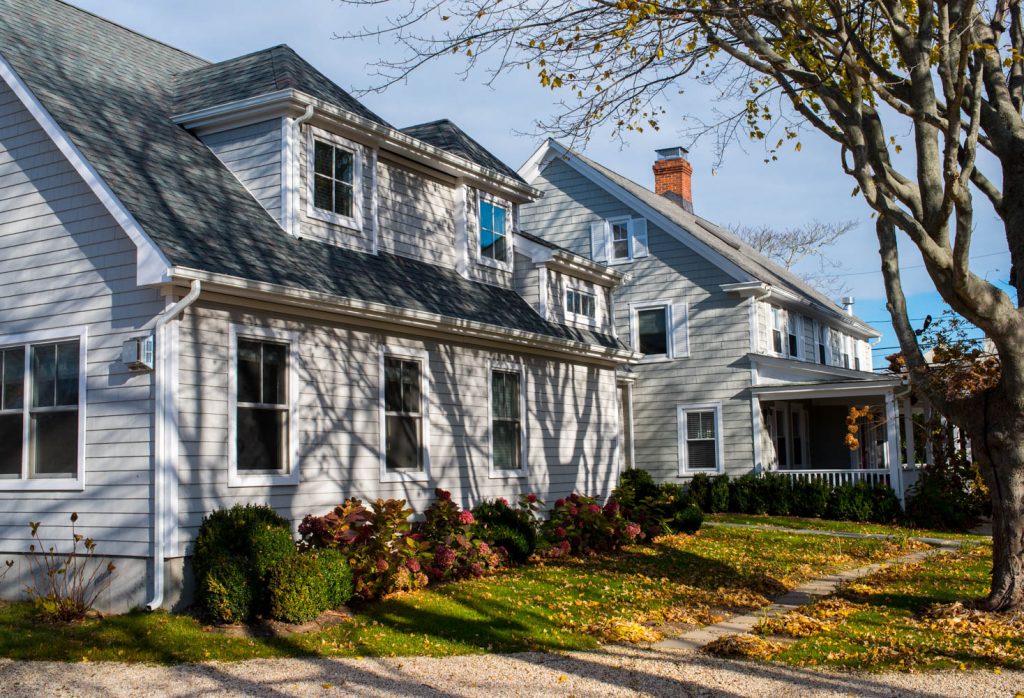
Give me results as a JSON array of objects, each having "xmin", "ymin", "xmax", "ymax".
[
  {"xmin": 611, "ymin": 470, "xmax": 695, "ymax": 537},
  {"xmin": 193, "ymin": 504, "xmax": 296, "ymax": 623},
  {"xmin": 867, "ymin": 482, "xmax": 901, "ymax": 523},
  {"xmin": 543, "ymin": 493, "xmax": 643, "ymax": 555},
  {"xmin": 302, "ymin": 498, "xmax": 431, "ymax": 600},
  {"xmin": 827, "ymin": 482, "xmax": 874, "ymax": 522},
  {"xmin": 729, "ymin": 474, "xmax": 770, "ymax": 514},
  {"xmin": 267, "ymin": 549, "xmax": 353, "ymax": 624},
  {"xmin": 707, "ymin": 475, "xmax": 731, "ymax": 512},
  {"xmin": 613, "ymin": 468, "xmax": 660, "ymax": 511},
  {"xmin": 763, "ymin": 473, "xmax": 793, "ymax": 516},
  {"xmin": 673, "ymin": 503, "xmax": 704, "ymax": 534},
  {"xmin": 472, "ymin": 495, "xmax": 540, "ymax": 563},
  {"xmin": 791, "ymin": 478, "xmax": 831, "ymax": 518},
  {"xmin": 421, "ymin": 489, "xmax": 503, "ymax": 582}
]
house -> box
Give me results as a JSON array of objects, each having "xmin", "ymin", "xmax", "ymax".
[
  {"xmin": 518, "ymin": 140, "xmax": 910, "ymax": 493},
  {"xmin": 0, "ymin": 0, "xmax": 638, "ymax": 611}
]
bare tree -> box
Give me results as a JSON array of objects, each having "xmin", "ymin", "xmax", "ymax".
[
  {"xmin": 730, "ymin": 220, "xmax": 855, "ymax": 297},
  {"xmin": 340, "ymin": 0, "xmax": 1024, "ymax": 611}
]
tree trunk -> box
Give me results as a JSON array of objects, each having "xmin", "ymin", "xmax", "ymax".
[{"xmin": 969, "ymin": 387, "xmax": 1024, "ymax": 612}]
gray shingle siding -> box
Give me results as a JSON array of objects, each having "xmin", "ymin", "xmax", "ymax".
[
  {"xmin": 202, "ymin": 119, "xmax": 283, "ymax": 223},
  {"xmin": 520, "ymin": 156, "xmax": 756, "ymax": 480}
]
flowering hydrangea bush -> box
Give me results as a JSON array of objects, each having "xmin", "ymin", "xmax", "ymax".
[
  {"xmin": 419, "ymin": 489, "xmax": 502, "ymax": 582},
  {"xmin": 299, "ymin": 497, "xmax": 430, "ymax": 600},
  {"xmin": 542, "ymin": 493, "xmax": 643, "ymax": 555}
]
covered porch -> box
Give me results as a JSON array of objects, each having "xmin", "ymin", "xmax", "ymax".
[{"xmin": 751, "ymin": 376, "xmax": 909, "ymax": 501}]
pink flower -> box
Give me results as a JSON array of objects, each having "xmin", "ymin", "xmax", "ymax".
[
  {"xmin": 554, "ymin": 526, "xmax": 567, "ymax": 540},
  {"xmin": 554, "ymin": 498, "xmax": 566, "ymax": 508},
  {"xmin": 587, "ymin": 504, "xmax": 601, "ymax": 515},
  {"xmin": 406, "ymin": 558, "xmax": 421, "ymax": 573},
  {"xmin": 435, "ymin": 545, "xmax": 457, "ymax": 569},
  {"xmin": 559, "ymin": 540, "xmax": 571, "ymax": 554},
  {"xmin": 375, "ymin": 558, "xmax": 389, "ymax": 572},
  {"xmin": 568, "ymin": 493, "xmax": 580, "ymax": 503},
  {"xmin": 469, "ymin": 562, "xmax": 484, "ymax": 577},
  {"xmin": 478, "ymin": 541, "xmax": 491, "ymax": 556},
  {"xmin": 459, "ymin": 511, "xmax": 476, "ymax": 525},
  {"xmin": 568, "ymin": 507, "xmax": 579, "ymax": 516},
  {"xmin": 604, "ymin": 500, "xmax": 620, "ymax": 515},
  {"xmin": 498, "ymin": 497, "xmax": 510, "ymax": 506},
  {"xmin": 625, "ymin": 523, "xmax": 642, "ymax": 540},
  {"xmin": 435, "ymin": 488, "xmax": 452, "ymax": 500},
  {"xmin": 526, "ymin": 493, "xmax": 538, "ymax": 503}
]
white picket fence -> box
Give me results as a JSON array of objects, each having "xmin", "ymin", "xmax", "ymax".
[{"xmin": 777, "ymin": 469, "xmax": 892, "ymax": 488}]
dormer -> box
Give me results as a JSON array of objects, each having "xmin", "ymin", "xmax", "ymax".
[{"xmin": 170, "ymin": 48, "xmax": 538, "ymax": 278}]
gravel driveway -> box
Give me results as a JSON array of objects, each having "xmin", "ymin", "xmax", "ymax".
[{"xmin": 1, "ymin": 645, "xmax": 1018, "ymax": 697}]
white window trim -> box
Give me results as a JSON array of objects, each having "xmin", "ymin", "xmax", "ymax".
[
  {"xmin": 378, "ymin": 345, "xmax": 431, "ymax": 483},
  {"xmin": 629, "ymin": 300, "xmax": 681, "ymax": 362},
  {"xmin": 564, "ymin": 286, "xmax": 599, "ymax": 328},
  {"xmin": 227, "ymin": 324, "xmax": 300, "ymax": 488},
  {"xmin": 306, "ymin": 126, "xmax": 365, "ymax": 232},
  {"xmin": 488, "ymin": 360, "xmax": 528, "ymax": 479},
  {"xmin": 770, "ymin": 306, "xmax": 786, "ymax": 357},
  {"xmin": 606, "ymin": 216, "xmax": 633, "ymax": 265},
  {"xmin": 787, "ymin": 313, "xmax": 803, "ymax": 360},
  {"xmin": 789, "ymin": 404, "xmax": 811, "ymax": 468},
  {"xmin": 677, "ymin": 401, "xmax": 724, "ymax": 475},
  {"xmin": 476, "ymin": 191, "xmax": 513, "ymax": 271},
  {"xmin": 0, "ymin": 326, "xmax": 87, "ymax": 492}
]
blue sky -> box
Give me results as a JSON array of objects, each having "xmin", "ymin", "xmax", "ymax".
[{"xmin": 74, "ymin": 0, "xmax": 1013, "ymax": 365}]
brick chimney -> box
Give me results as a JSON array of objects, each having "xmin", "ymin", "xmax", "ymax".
[{"xmin": 652, "ymin": 147, "xmax": 693, "ymax": 213}]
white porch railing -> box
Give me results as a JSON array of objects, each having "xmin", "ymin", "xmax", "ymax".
[{"xmin": 776, "ymin": 469, "xmax": 891, "ymax": 488}]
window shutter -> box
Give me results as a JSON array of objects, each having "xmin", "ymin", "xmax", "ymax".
[
  {"xmin": 630, "ymin": 218, "xmax": 649, "ymax": 258},
  {"xmin": 672, "ymin": 303, "xmax": 688, "ymax": 358},
  {"xmin": 590, "ymin": 220, "xmax": 609, "ymax": 262}
]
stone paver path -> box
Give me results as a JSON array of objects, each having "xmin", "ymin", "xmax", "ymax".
[{"xmin": 657, "ymin": 525, "xmax": 964, "ymax": 652}]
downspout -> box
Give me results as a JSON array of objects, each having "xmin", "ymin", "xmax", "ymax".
[
  {"xmin": 288, "ymin": 105, "xmax": 315, "ymax": 237},
  {"xmin": 146, "ymin": 280, "xmax": 201, "ymax": 611}
]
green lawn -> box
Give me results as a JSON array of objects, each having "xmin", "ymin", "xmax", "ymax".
[
  {"xmin": 763, "ymin": 543, "xmax": 1024, "ymax": 671},
  {"xmin": 707, "ymin": 513, "xmax": 989, "ymax": 542},
  {"xmin": 0, "ymin": 525, "xmax": 916, "ymax": 663}
]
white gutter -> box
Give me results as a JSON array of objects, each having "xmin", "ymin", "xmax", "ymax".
[{"xmin": 146, "ymin": 280, "xmax": 201, "ymax": 612}]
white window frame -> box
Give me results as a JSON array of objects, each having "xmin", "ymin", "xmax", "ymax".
[
  {"xmin": 476, "ymin": 191, "xmax": 513, "ymax": 271},
  {"xmin": 677, "ymin": 402, "xmax": 723, "ymax": 475},
  {"xmin": 770, "ymin": 306, "xmax": 786, "ymax": 356},
  {"xmin": 629, "ymin": 300, "xmax": 684, "ymax": 362},
  {"xmin": 607, "ymin": 216, "xmax": 632, "ymax": 263},
  {"xmin": 378, "ymin": 344, "xmax": 431, "ymax": 483},
  {"xmin": 787, "ymin": 313, "xmax": 802, "ymax": 359},
  {"xmin": 306, "ymin": 126, "xmax": 365, "ymax": 232},
  {"xmin": 815, "ymin": 320, "xmax": 830, "ymax": 365},
  {"xmin": 227, "ymin": 324, "xmax": 300, "ymax": 488},
  {"xmin": 0, "ymin": 326, "xmax": 87, "ymax": 492},
  {"xmin": 564, "ymin": 286, "xmax": 598, "ymax": 326},
  {"xmin": 488, "ymin": 360, "xmax": 527, "ymax": 479}
]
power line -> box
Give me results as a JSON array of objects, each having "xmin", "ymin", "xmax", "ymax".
[{"xmin": 829, "ymin": 251, "xmax": 1006, "ymax": 278}]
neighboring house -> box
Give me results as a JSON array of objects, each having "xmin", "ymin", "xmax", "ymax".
[
  {"xmin": 519, "ymin": 140, "xmax": 909, "ymax": 493},
  {"xmin": 0, "ymin": 0, "xmax": 637, "ymax": 611}
]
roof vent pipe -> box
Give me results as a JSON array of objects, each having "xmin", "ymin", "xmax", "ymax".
[{"xmin": 842, "ymin": 296, "xmax": 855, "ymax": 315}]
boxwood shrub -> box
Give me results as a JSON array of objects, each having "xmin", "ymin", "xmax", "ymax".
[
  {"xmin": 193, "ymin": 504, "xmax": 296, "ymax": 623},
  {"xmin": 472, "ymin": 499, "xmax": 538, "ymax": 563},
  {"xmin": 673, "ymin": 503, "xmax": 704, "ymax": 534},
  {"xmin": 791, "ymin": 478, "xmax": 831, "ymax": 518},
  {"xmin": 267, "ymin": 549, "xmax": 353, "ymax": 624}
]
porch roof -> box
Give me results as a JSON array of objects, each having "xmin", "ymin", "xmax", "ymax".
[{"xmin": 751, "ymin": 376, "xmax": 902, "ymax": 400}]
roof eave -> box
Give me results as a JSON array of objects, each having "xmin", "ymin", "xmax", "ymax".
[
  {"xmin": 167, "ymin": 267, "xmax": 637, "ymax": 366},
  {"xmin": 171, "ymin": 89, "xmax": 540, "ymax": 203}
]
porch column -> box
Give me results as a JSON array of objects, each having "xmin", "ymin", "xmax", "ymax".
[
  {"xmin": 902, "ymin": 399, "xmax": 915, "ymax": 468},
  {"xmin": 885, "ymin": 391, "xmax": 904, "ymax": 506}
]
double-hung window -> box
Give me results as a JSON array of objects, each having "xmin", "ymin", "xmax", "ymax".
[
  {"xmin": 788, "ymin": 314, "xmax": 801, "ymax": 358},
  {"xmin": 817, "ymin": 322, "xmax": 828, "ymax": 364},
  {"xmin": 771, "ymin": 307, "xmax": 785, "ymax": 354},
  {"xmin": 638, "ymin": 307, "xmax": 668, "ymax": 355},
  {"xmin": 610, "ymin": 219, "xmax": 630, "ymax": 260},
  {"xmin": 565, "ymin": 289, "xmax": 596, "ymax": 321},
  {"xmin": 591, "ymin": 217, "xmax": 648, "ymax": 264},
  {"xmin": 678, "ymin": 403, "xmax": 721, "ymax": 473},
  {"xmin": 307, "ymin": 128, "xmax": 363, "ymax": 230},
  {"xmin": 479, "ymin": 197, "xmax": 509, "ymax": 264},
  {"xmin": 490, "ymin": 366, "xmax": 525, "ymax": 476},
  {"xmin": 230, "ymin": 327, "xmax": 297, "ymax": 486},
  {"xmin": 0, "ymin": 329, "xmax": 86, "ymax": 489},
  {"xmin": 379, "ymin": 347, "xmax": 429, "ymax": 482}
]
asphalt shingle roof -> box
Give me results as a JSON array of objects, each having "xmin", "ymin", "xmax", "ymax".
[
  {"xmin": 173, "ymin": 45, "xmax": 391, "ymax": 128},
  {"xmin": 0, "ymin": 0, "xmax": 617, "ymax": 350},
  {"xmin": 401, "ymin": 119, "xmax": 527, "ymax": 185},
  {"xmin": 551, "ymin": 142, "xmax": 879, "ymax": 335}
]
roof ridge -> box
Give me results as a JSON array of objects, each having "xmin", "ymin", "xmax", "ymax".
[{"xmin": 55, "ymin": 0, "xmax": 209, "ymax": 64}]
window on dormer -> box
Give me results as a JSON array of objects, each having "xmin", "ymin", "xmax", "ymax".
[
  {"xmin": 566, "ymin": 289, "xmax": 596, "ymax": 320},
  {"xmin": 313, "ymin": 140, "xmax": 354, "ymax": 218},
  {"xmin": 479, "ymin": 198, "xmax": 509, "ymax": 263}
]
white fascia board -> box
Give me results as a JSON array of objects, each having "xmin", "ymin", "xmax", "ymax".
[
  {"xmin": 749, "ymin": 352, "xmax": 894, "ymax": 384},
  {"xmin": 169, "ymin": 267, "xmax": 642, "ymax": 366},
  {"xmin": 751, "ymin": 380, "xmax": 900, "ymax": 401},
  {"xmin": 542, "ymin": 141, "xmax": 754, "ymax": 284},
  {"xmin": 173, "ymin": 89, "xmax": 540, "ymax": 204},
  {"xmin": 752, "ymin": 284, "xmax": 881, "ymax": 339},
  {"xmin": 0, "ymin": 55, "xmax": 172, "ymax": 287},
  {"xmin": 517, "ymin": 139, "xmax": 555, "ymax": 184},
  {"xmin": 513, "ymin": 232, "xmax": 623, "ymax": 287}
]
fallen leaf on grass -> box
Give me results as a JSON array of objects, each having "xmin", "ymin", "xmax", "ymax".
[{"xmin": 703, "ymin": 633, "xmax": 784, "ymax": 660}]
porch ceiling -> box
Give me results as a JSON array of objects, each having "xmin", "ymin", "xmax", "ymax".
[{"xmin": 751, "ymin": 377, "xmax": 901, "ymax": 401}]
